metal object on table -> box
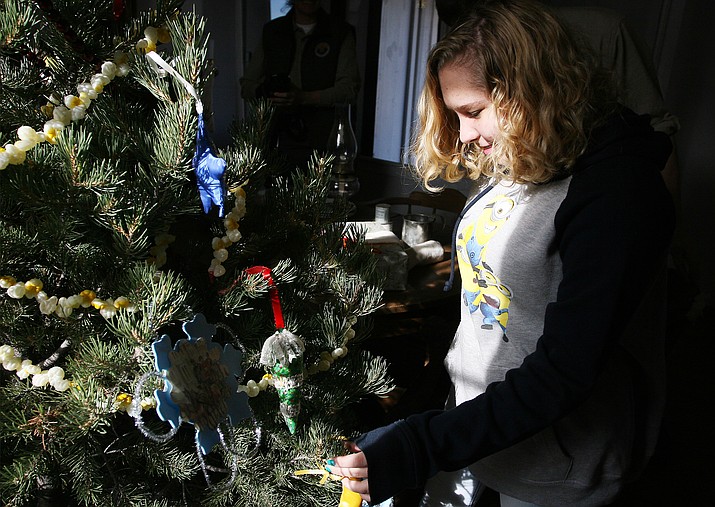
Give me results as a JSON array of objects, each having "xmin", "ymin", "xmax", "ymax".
[{"xmin": 401, "ymin": 213, "xmax": 435, "ymax": 247}]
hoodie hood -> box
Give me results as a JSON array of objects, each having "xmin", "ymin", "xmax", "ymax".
[{"xmin": 575, "ymin": 108, "xmax": 673, "ymax": 176}]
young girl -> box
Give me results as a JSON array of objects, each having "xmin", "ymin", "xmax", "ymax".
[{"xmin": 329, "ymin": 1, "xmax": 674, "ymax": 506}]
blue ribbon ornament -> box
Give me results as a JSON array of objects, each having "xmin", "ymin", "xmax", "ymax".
[
  {"xmin": 145, "ymin": 51, "xmax": 227, "ymax": 217},
  {"xmin": 193, "ymin": 113, "xmax": 227, "ymax": 216}
]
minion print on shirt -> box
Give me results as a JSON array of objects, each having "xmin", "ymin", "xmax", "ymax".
[{"xmin": 456, "ymin": 190, "xmax": 519, "ymax": 332}]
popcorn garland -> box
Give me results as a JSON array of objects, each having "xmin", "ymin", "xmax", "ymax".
[
  {"xmin": 0, "ymin": 23, "xmax": 174, "ymax": 172},
  {"xmin": 114, "ymin": 391, "xmax": 156, "ymax": 413},
  {"xmin": 209, "ymin": 187, "xmax": 246, "ymax": 277},
  {"xmin": 305, "ymin": 320, "xmax": 355, "ymax": 376},
  {"xmin": 0, "ymin": 54, "xmax": 130, "ymax": 171},
  {"xmin": 0, "ymin": 276, "xmax": 136, "ymax": 320},
  {"xmin": 145, "ymin": 186, "xmax": 246, "ymax": 274},
  {"xmin": 0, "ymin": 345, "xmax": 70, "ymax": 391},
  {"xmin": 148, "ymin": 232, "xmax": 176, "ymax": 269},
  {"xmin": 135, "ymin": 26, "xmax": 171, "ymax": 54},
  {"xmin": 0, "ymin": 344, "xmax": 158, "ymax": 409}
]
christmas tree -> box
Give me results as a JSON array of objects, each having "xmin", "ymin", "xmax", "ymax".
[{"xmin": 0, "ymin": 1, "xmax": 392, "ymax": 505}]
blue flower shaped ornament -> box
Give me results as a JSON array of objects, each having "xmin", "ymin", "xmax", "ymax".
[{"xmin": 152, "ymin": 313, "xmax": 251, "ymax": 454}]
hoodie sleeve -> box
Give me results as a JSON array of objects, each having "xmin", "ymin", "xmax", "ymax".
[{"xmin": 357, "ymin": 126, "xmax": 675, "ymax": 505}]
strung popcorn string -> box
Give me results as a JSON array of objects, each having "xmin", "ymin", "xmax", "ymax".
[
  {"xmin": 304, "ymin": 317, "xmax": 357, "ymax": 376},
  {"xmin": 210, "ymin": 187, "xmax": 247, "ymax": 277},
  {"xmin": 114, "ymin": 391, "xmax": 156, "ymax": 413},
  {"xmin": 0, "ymin": 345, "xmax": 71, "ymax": 391},
  {"xmin": 135, "ymin": 25, "xmax": 172, "ymax": 55},
  {"xmin": 1, "ymin": 276, "xmax": 136, "ymax": 320},
  {"xmin": 148, "ymin": 232, "xmax": 176, "ymax": 268},
  {"xmin": 0, "ymin": 53, "xmax": 131, "ymax": 171},
  {"xmin": 0, "ymin": 348, "xmax": 159, "ymax": 404},
  {"xmin": 0, "ymin": 24, "xmax": 174, "ymax": 172}
]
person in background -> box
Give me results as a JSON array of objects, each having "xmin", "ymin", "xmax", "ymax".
[
  {"xmin": 240, "ymin": 0, "xmax": 361, "ymax": 170},
  {"xmin": 327, "ymin": 1, "xmax": 675, "ymax": 506}
]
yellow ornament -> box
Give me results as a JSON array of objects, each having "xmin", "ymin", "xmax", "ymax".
[{"xmin": 339, "ymin": 484, "xmax": 363, "ymax": 507}]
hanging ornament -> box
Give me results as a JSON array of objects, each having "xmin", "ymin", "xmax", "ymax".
[
  {"xmin": 143, "ymin": 50, "xmax": 227, "ymax": 216},
  {"xmin": 131, "ymin": 314, "xmax": 254, "ymax": 488},
  {"xmin": 261, "ymin": 329, "xmax": 304, "ymax": 434},
  {"xmin": 149, "ymin": 313, "xmax": 252, "ymax": 453},
  {"xmin": 247, "ymin": 266, "xmax": 305, "ymax": 434},
  {"xmin": 293, "ymin": 467, "xmax": 364, "ymax": 507},
  {"xmin": 193, "ymin": 112, "xmax": 227, "ymax": 216}
]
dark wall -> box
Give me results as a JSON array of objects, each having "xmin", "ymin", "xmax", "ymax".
[
  {"xmin": 553, "ymin": 0, "xmax": 715, "ymax": 307},
  {"xmin": 546, "ymin": 0, "xmax": 666, "ymax": 53},
  {"xmin": 662, "ymin": 0, "xmax": 715, "ymax": 306}
]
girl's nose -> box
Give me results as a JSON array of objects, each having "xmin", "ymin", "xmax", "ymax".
[{"xmin": 459, "ymin": 118, "xmax": 479, "ymax": 144}]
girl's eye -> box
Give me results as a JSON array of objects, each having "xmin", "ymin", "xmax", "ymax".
[{"xmin": 469, "ymin": 110, "xmax": 482, "ymax": 118}]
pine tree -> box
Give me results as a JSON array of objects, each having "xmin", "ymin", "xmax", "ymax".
[{"xmin": 0, "ymin": 1, "xmax": 392, "ymax": 505}]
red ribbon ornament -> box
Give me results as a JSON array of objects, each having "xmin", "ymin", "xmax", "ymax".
[{"xmin": 244, "ymin": 266, "xmax": 285, "ymax": 330}]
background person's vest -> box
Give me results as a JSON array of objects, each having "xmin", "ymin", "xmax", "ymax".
[{"xmin": 262, "ymin": 9, "xmax": 350, "ymax": 92}]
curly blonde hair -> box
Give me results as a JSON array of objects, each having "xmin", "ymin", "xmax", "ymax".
[{"xmin": 412, "ymin": 0, "xmax": 618, "ymax": 190}]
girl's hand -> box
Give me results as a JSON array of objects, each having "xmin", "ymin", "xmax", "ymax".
[{"xmin": 328, "ymin": 441, "xmax": 371, "ymax": 503}]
